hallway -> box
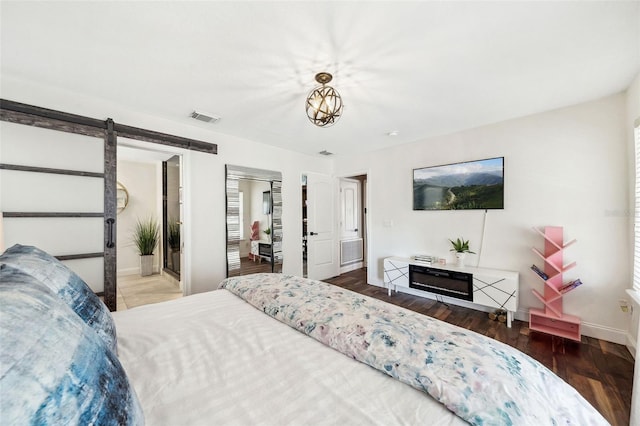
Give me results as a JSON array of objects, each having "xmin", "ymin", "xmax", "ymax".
[{"xmin": 117, "ymin": 274, "xmax": 182, "ymax": 311}]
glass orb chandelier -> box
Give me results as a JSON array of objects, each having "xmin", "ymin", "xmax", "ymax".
[{"xmin": 305, "ymin": 72, "xmax": 343, "ymax": 127}]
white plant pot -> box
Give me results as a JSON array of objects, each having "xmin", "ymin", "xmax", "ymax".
[
  {"xmin": 455, "ymin": 252, "xmax": 466, "ymax": 267},
  {"xmin": 140, "ymin": 255, "xmax": 154, "ymax": 276},
  {"xmin": 171, "ymin": 250, "xmax": 180, "ymax": 274}
]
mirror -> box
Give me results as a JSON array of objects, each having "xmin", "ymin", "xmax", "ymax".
[
  {"xmin": 116, "ymin": 181, "xmax": 129, "ymax": 214},
  {"xmin": 226, "ymin": 165, "xmax": 282, "ymax": 277},
  {"xmin": 263, "ymin": 191, "xmax": 272, "ymax": 214},
  {"xmin": 163, "ymin": 155, "xmax": 181, "ymax": 278}
]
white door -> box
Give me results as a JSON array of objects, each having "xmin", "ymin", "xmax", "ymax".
[
  {"xmin": 363, "ymin": 178, "xmax": 368, "ymax": 267},
  {"xmin": 340, "ymin": 178, "xmax": 359, "ymax": 239},
  {"xmin": 306, "ymin": 172, "xmax": 338, "ymax": 280}
]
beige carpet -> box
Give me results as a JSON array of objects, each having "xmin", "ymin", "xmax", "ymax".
[{"xmin": 117, "ymin": 274, "xmax": 182, "ymax": 311}]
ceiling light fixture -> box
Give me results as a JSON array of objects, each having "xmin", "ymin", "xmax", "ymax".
[{"xmin": 305, "ymin": 72, "xmax": 343, "ymax": 127}]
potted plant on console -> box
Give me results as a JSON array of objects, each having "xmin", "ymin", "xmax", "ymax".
[
  {"xmin": 134, "ymin": 217, "xmax": 159, "ymax": 276},
  {"xmin": 449, "ymin": 237, "xmax": 475, "ymax": 266}
]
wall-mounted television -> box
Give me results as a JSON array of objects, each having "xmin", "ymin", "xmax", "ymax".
[{"xmin": 413, "ymin": 157, "xmax": 504, "ymax": 210}]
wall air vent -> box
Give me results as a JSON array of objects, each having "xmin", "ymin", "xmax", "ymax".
[
  {"xmin": 341, "ymin": 238, "xmax": 364, "ymax": 266},
  {"xmin": 190, "ymin": 111, "xmax": 220, "ymax": 124},
  {"xmin": 318, "ymin": 150, "xmax": 334, "ymax": 156}
]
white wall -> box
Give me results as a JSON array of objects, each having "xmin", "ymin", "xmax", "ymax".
[
  {"xmin": 626, "ymin": 73, "xmax": 640, "ymax": 346},
  {"xmin": 0, "ymin": 75, "xmax": 332, "ymax": 295},
  {"xmin": 4, "ymin": 73, "xmax": 636, "ymax": 344},
  {"xmin": 185, "ymin": 139, "xmax": 330, "ymax": 294},
  {"xmin": 116, "ymin": 160, "xmax": 160, "ymax": 275},
  {"xmin": 627, "ymin": 70, "xmax": 640, "ymax": 426},
  {"xmin": 334, "ymin": 92, "xmax": 630, "ymax": 343}
]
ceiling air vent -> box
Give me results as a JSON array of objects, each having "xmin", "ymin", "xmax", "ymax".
[
  {"xmin": 190, "ymin": 110, "xmax": 220, "ymax": 124},
  {"xmin": 318, "ymin": 150, "xmax": 334, "ymax": 156}
]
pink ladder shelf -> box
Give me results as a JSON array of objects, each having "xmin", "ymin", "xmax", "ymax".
[{"xmin": 529, "ymin": 226, "xmax": 581, "ymax": 341}]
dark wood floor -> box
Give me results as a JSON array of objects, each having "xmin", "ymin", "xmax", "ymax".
[
  {"xmin": 325, "ymin": 268, "xmax": 634, "ymax": 426},
  {"xmin": 238, "ymin": 256, "xmax": 273, "ymax": 275}
]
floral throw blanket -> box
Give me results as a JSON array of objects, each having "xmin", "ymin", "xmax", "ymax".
[{"xmin": 219, "ymin": 274, "xmax": 608, "ymax": 426}]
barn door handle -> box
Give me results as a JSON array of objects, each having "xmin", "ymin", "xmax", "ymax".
[{"xmin": 106, "ymin": 218, "xmax": 115, "ymax": 248}]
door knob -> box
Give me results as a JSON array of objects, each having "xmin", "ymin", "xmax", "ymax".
[{"xmin": 310, "ymin": 231, "xmax": 317, "ymax": 236}]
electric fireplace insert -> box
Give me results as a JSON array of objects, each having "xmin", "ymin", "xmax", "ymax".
[{"xmin": 409, "ymin": 264, "xmax": 473, "ymax": 301}]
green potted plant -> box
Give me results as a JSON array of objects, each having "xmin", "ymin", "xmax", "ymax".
[
  {"xmin": 133, "ymin": 217, "xmax": 159, "ymax": 276},
  {"xmin": 263, "ymin": 227, "xmax": 271, "ymax": 241},
  {"xmin": 168, "ymin": 220, "xmax": 181, "ymax": 273},
  {"xmin": 449, "ymin": 237, "xmax": 475, "ymax": 266}
]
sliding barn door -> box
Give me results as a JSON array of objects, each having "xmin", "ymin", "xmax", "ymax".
[
  {"xmin": 1, "ymin": 99, "xmax": 217, "ymax": 311},
  {"xmin": 0, "ymin": 108, "xmax": 116, "ymax": 310}
]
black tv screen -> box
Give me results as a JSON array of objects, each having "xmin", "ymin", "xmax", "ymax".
[{"xmin": 413, "ymin": 157, "xmax": 504, "ymax": 210}]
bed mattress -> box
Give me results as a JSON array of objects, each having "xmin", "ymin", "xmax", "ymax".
[{"xmin": 113, "ymin": 289, "xmax": 465, "ymax": 425}]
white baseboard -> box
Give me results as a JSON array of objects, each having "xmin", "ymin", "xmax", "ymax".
[
  {"xmin": 117, "ymin": 265, "xmax": 161, "ymax": 277},
  {"xmin": 626, "ymin": 332, "xmax": 637, "ymax": 358},
  {"xmin": 162, "ymin": 270, "xmax": 182, "ymax": 291},
  {"xmin": 371, "ymin": 282, "xmax": 628, "ymax": 345},
  {"xmin": 340, "ymin": 261, "xmax": 363, "ymax": 274},
  {"xmin": 117, "ymin": 267, "xmax": 139, "ymax": 277},
  {"xmin": 577, "ymin": 321, "xmax": 627, "ymax": 345}
]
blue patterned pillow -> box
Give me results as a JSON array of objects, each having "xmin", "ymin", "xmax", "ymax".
[
  {"xmin": 0, "ymin": 244, "xmax": 117, "ymax": 354},
  {"xmin": 0, "ymin": 265, "xmax": 144, "ymax": 425}
]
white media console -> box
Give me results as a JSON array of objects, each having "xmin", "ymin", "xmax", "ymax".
[{"xmin": 383, "ymin": 257, "xmax": 519, "ymax": 327}]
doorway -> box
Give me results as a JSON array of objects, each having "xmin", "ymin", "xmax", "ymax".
[
  {"xmin": 116, "ymin": 143, "xmax": 185, "ymax": 310},
  {"xmin": 0, "ymin": 99, "xmax": 215, "ymax": 311},
  {"xmin": 302, "ymin": 179, "xmax": 308, "ymax": 277},
  {"xmin": 163, "ymin": 155, "xmax": 181, "ymax": 279},
  {"xmin": 339, "ymin": 174, "xmax": 368, "ymax": 274}
]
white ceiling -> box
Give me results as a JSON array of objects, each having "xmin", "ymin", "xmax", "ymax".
[{"xmin": 1, "ymin": 1, "xmax": 638, "ymax": 157}]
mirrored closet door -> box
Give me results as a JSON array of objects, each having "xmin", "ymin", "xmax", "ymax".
[{"xmin": 162, "ymin": 155, "xmax": 181, "ymax": 278}]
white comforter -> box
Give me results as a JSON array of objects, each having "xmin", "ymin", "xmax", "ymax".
[
  {"xmin": 113, "ymin": 289, "xmax": 465, "ymax": 426},
  {"xmin": 220, "ymin": 274, "xmax": 607, "ymax": 425}
]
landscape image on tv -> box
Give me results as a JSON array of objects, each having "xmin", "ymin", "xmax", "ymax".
[{"xmin": 413, "ymin": 157, "xmax": 504, "ymax": 210}]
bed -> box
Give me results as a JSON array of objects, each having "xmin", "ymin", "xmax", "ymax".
[{"xmin": 0, "ymin": 245, "xmax": 609, "ymax": 425}]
